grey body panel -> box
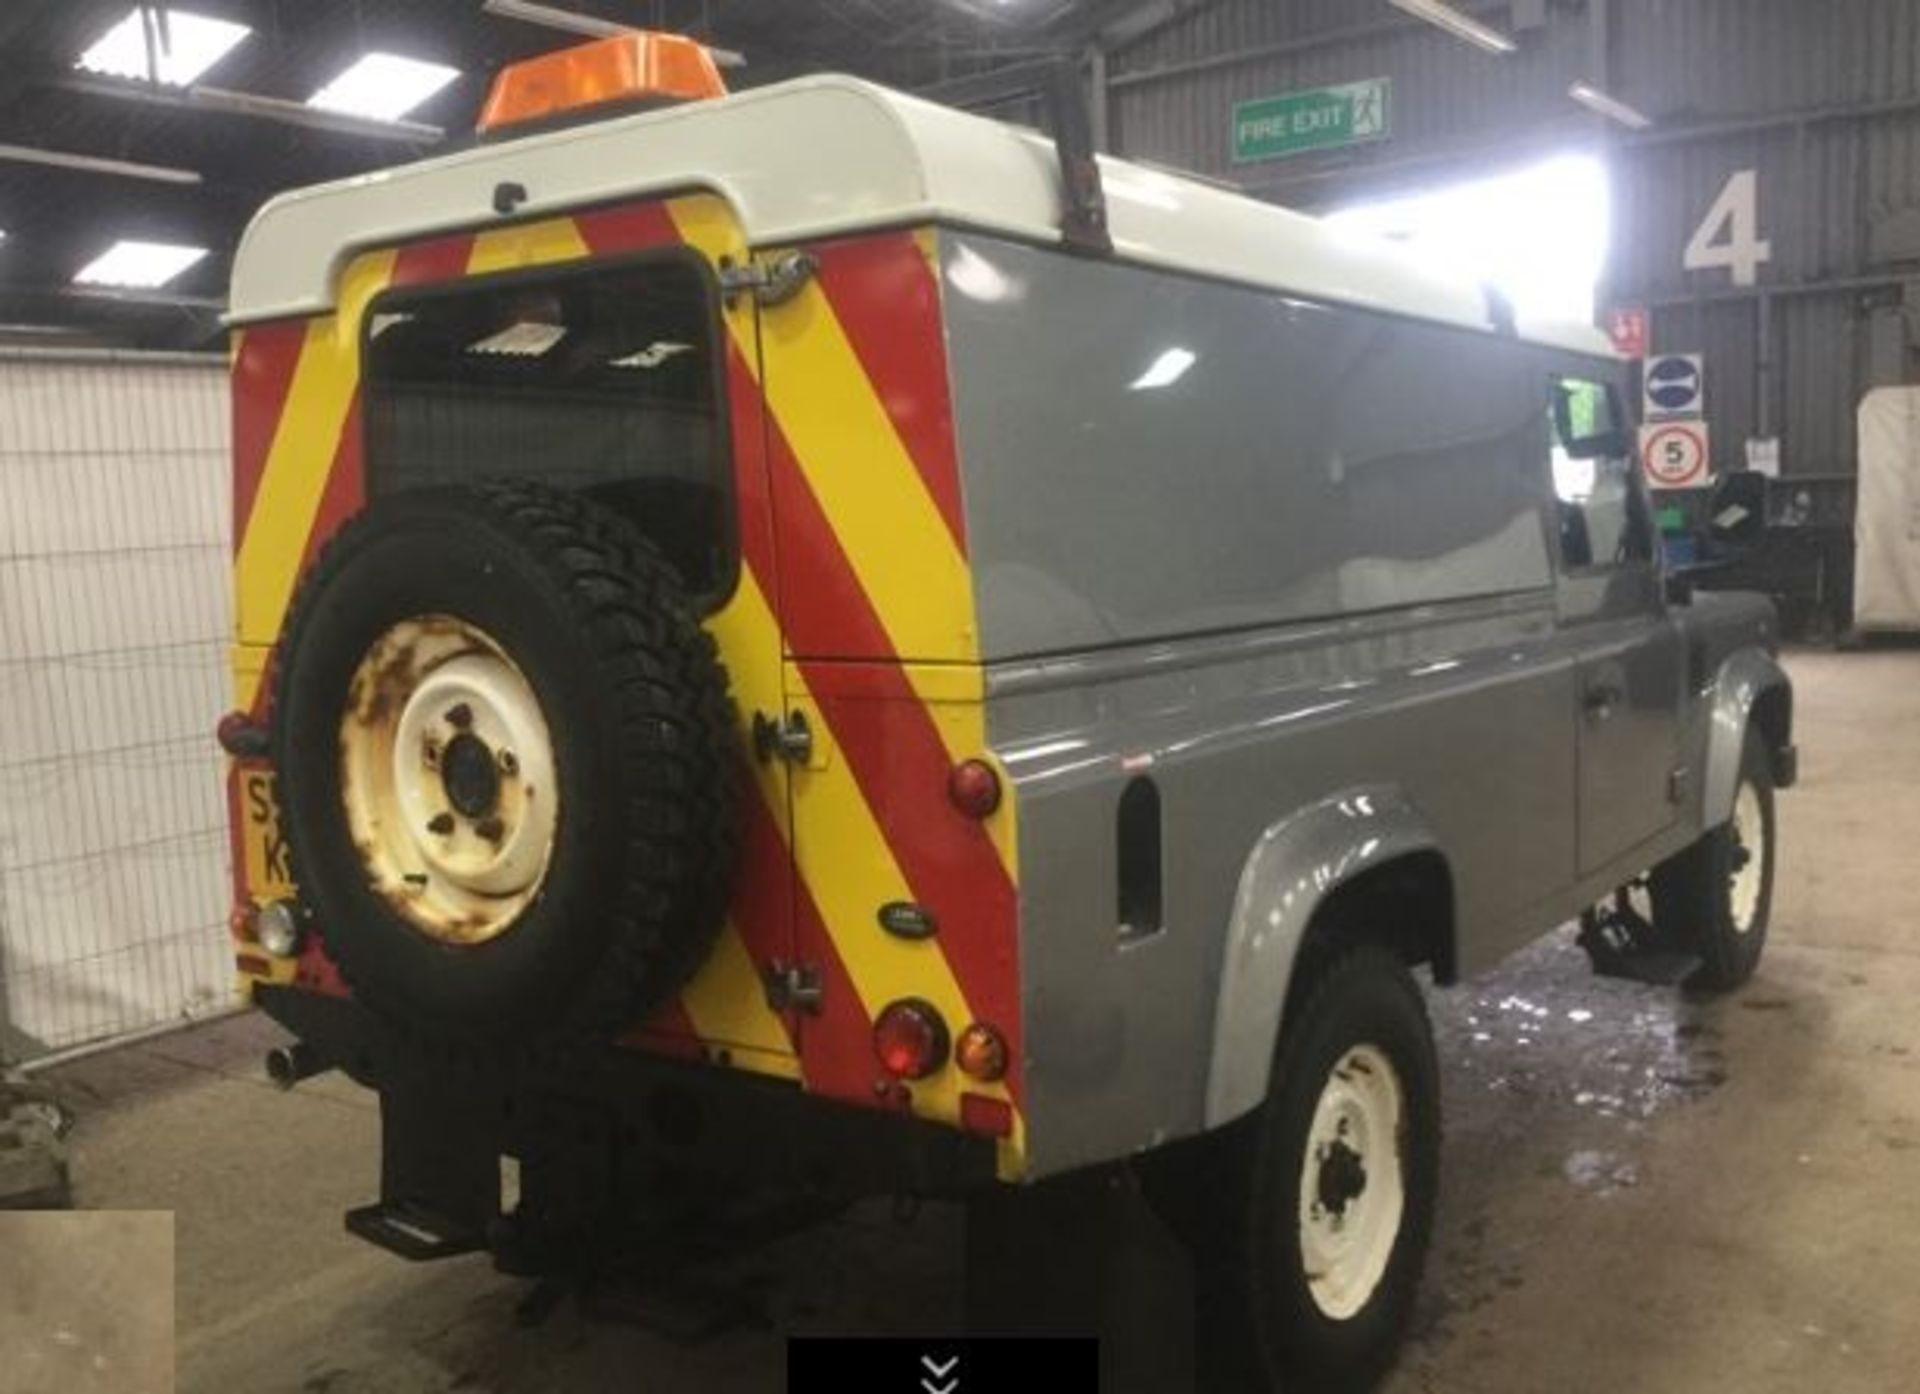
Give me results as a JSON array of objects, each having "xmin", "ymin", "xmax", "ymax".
[
  {"xmin": 932, "ymin": 231, "xmax": 1791, "ymax": 1179},
  {"xmin": 1685, "ymin": 595, "xmax": 1792, "ymax": 825}
]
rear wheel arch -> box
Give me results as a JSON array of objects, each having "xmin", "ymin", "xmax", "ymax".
[
  {"xmin": 1204, "ymin": 788, "xmax": 1454, "ymax": 1130},
  {"xmin": 1287, "ymin": 851, "xmax": 1457, "ymax": 1017}
]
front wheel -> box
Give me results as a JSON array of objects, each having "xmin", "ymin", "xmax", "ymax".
[
  {"xmin": 1196, "ymin": 946, "xmax": 1441, "ymax": 1393},
  {"xmin": 1652, "ymin": 725, "xmax": 1777, "ymax": 993}
]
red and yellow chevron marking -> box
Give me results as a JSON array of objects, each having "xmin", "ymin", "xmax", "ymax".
[{"xmin": 227, "ymin": 194, "xmax": 1026, "ymax": 1172}]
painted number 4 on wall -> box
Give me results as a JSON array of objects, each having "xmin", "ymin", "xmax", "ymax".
[{"xmin": 1684, "ymin": 170, "xmax": 1772, "ymax": 287}]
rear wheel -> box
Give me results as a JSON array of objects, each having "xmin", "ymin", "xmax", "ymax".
[
  {"xmin": 1652, "ymin": 725, "xmax": 1776, "ymax": 993},
  {"xmin": 1188, "ymin": 946, "xmax": 1441, "ymax": 1393}
]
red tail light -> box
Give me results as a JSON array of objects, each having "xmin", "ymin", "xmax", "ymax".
[
  {"xmin": 874, "ymin": 998, "xmax": 949, "ymax": 1079},
  {"xmin": 947, "ymin": 758, "xmax": 1002, "ymax": 818}
]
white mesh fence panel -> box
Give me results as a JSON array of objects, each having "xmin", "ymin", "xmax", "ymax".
[{"xmin": 0, "ymin": 349, "xmax": 234, "ymax": 1060}]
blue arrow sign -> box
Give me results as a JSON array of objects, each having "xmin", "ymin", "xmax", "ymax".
[{"xmin": 1645, "ymin": 354, "xmax": 1703, "ymax": 417}]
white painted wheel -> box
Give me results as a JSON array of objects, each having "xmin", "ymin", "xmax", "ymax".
[
  {"xmin": 339, "ymin": 615, "xmax": 558, "ymax": 946},
  {"xmin": 1728, "ymin": 778, "xmax": 1766, "ymax": 935},
  {"xmin": 1297, "ymin": 1042, "xmax": 1407, "ymax": 1321}
]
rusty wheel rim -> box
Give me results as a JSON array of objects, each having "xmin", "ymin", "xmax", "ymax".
[{"xmin": 339, "ymin": 615, "xmax": 558, "ymax": 946}]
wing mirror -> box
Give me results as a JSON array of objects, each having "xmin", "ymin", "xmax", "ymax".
[{"xmin": 1665, "ymin": 570, "xmax": 1695, "ymax": 606}]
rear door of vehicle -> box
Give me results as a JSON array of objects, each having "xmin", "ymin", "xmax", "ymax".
[
  {"xmin": 751, "ymin": 230, "xmax": 1025, "ymax": 1140},
  {"xmin": 229, "ymin": 195, "xmax": 804, "ymax": 1074}
]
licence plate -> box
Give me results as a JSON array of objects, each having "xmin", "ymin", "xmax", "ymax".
[{"xmin": 239, "ymin": 769, "xmax": 295, "ymax": 897}]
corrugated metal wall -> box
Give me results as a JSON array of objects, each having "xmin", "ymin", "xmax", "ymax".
[
  {"xmin": 0, "ymin": 349, "xmax": 234, "ymax": 1061},
  {"xmin": 1093, "ymin": 0, "xmax": 1920, "ymax": 476}
]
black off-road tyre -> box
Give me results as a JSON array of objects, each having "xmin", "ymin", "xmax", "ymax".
[
  {"xmin": 1166, "ymin": 946, "xmax": 1441, "ymax": 1393},
  {"xmin": 270, "ymin": 482, "xmax": 738, "ymax": 1054},
  {"xmin": 1651, "ymin": 725, "xmax": 1776, "ymax": 994}
]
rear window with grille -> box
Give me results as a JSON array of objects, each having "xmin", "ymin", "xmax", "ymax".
[{"xmin": 362, "ymin": 250, "xmax": 733, "ymax": 608}]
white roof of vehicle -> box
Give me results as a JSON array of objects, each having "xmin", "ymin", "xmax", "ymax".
[{"xmin": 228, "ymin": 74, "xmax": 1614, "ymax": 357}]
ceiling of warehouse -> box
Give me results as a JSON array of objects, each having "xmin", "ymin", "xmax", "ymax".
[{"xmin": 0, "ymin": 0, "xmax": 1171, "ymax": 347}]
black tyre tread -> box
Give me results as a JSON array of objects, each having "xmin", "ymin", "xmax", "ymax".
[
  {"xmin": 1651, "ymin": 725, "xmax": 1774, "ymax": 995},
  {"xmin": 270, "ymin": 481, "xmax": 739, "ymax": 1057}
]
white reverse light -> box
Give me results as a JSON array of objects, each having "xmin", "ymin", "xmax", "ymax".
[
  {"xmin": 77, "ymin": 7, "xmax": 252, "ymax": 86},
  {"xmin": 74, "ymin": 239, "xmax": 210, "ymax": 289},
  {"xmin": 308, "ymin": 53, "xmax": 460, "ymax": 123},
  {"xmin": 254, "ymin": 900, "xmax": 303, "ymax": 958}
]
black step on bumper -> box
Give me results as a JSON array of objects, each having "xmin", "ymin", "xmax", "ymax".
[{"xmin": 254, "ymin": 985, "xmax": 998, "ymax": 1266}]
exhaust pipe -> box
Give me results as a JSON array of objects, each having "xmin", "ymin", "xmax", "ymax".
[{"xmin": 265, "ymin": 1041, "xmax": 329, "ymax": 1091}]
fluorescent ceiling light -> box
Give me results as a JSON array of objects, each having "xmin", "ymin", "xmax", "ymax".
[
  {"xmin": 309, "ymin": 53, "xmax": 460, "ymax": 123},
  {"xmin": 77, "ymin": 8, "xmax": 251, "ymax": 86},
  {"xmin": 1388, "ymin": 0, "xmax": 1517, "ymax": 54},
  {"xmin": 74, "ymin": 240, "xmax": 210, "ymax": 289},
  {"xmin": 1569, "ymin": 81, "xmax": 1654, "ymax": 129}
]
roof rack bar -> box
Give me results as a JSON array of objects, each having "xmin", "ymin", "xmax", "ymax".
[{"xmin": 1045, "ymin": 59, "xmax": 1112, "ymax": 256}]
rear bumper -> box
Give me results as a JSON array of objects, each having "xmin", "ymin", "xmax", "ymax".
[{"xmin": 257, "ymin": 986, "xmax": 998, "ymax": 1259}]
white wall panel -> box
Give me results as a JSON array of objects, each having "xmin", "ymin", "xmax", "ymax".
[{"xmin": 0, "ymin": 350, "xmax": 233, "ymax": 1059}]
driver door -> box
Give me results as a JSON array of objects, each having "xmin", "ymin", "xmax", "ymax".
[{"xmin": 1549, "ymin": 376, "xmax": 1686, "ymax": 876}]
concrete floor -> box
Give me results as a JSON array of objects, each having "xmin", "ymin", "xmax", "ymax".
[
  {"xmin": 0, "ymin": 1211, "xmax": 174, "ymax": 1393},
  {"xmin": 36, "ymin": 647, "xmax": 1920, "ymax": 1393}
]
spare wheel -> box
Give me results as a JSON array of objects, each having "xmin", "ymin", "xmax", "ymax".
[{"xmin": 270, "ymin": 481, "xmax": 738, "ymax": 1050}]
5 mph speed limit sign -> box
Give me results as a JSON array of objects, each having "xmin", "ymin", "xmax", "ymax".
[{"xmin": 1640, "ymin": 422, "xmax": 1711, "ymax": 490}]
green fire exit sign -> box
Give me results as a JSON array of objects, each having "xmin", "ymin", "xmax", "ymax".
[{"xmin": 1232, "ymin": 78, "xmax": 1392, "ymax": 163}]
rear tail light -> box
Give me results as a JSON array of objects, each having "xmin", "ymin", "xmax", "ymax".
[
  {"xmin": 947, "ymin": 758, "xmax": 1002, "ymax": 818},
  {"xmin": 955, "ymin": 1022, "xmax": 1009, "ymax": 1082},
  {"xmin": 874, "ymin": 998, "xmax": 949, "ymax": 1079}
]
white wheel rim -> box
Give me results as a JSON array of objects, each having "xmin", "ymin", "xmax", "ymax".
[
  {"xmin": 339, "ymin": 615, "xmax": 559, "ymax": 946},
  {"xmin": 1298, "ymin": 1042, "xmax": 1406, "ymax": 1321},
  {"xmin": 1728, "ymin": 779, "xmax": 1766, "ymax": 934}
]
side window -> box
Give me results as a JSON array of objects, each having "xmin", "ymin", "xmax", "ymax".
[{"xmin": 1548, "ymin": 377, "xmax": 1652, "ymax": 571}]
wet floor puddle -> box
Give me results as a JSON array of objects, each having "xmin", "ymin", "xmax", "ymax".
[{"xmin": 1429, "ymin": 928, "xmax": 1736, "ymax": 1188}]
